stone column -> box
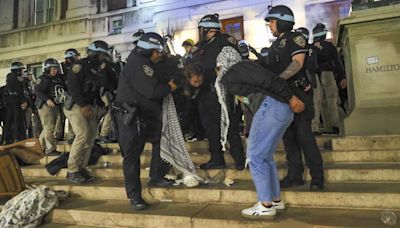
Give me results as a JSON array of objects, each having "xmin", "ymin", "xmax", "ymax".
[{"xmin": 337, "ymin": 4, "xmax": 400, "ymax": 136}]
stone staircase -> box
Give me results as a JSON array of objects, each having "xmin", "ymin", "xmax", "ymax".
[{"xmin": 11, "ymin": 136, "xmax": 400, "ymax": 227}]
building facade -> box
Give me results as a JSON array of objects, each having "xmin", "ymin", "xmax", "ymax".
[{"xmin": 0, "ymin": 0, "xmax": 351, "ymax": 85}]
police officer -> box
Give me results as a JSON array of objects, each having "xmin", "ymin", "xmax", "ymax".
[
  {"xmin": 115, "ymin": 32, "xmax": 177, "ymax": 210},
  {"xmin": 191, "ymin": 14, "xmax": 245, "ymax": 170},
  {"xmin": 294, "ymin": 27, "xmax": 323, "ymax": 134},
  {"xmin": 58, "ymin": 48, "xmax": 80, "ymax": 143},
  {"xmin": 264, "ymin": 5, "xmax": 324, "ymax": 190},
  {"xmin": 64, "ymin": 40, "xmax": 112, "ymax": 184},
  {"xmin": 98, "ymin": 48, "xmax": 119, "ymax": 143},
  {"xmin": 35, "ymin": 58, "xmax": 65, "ymax": 156},
  {"xmin": 62, "ymin": 48, "xmax": 80, "ymax": 76},
  {"xmin": 3, "ymin": 62, "xmax": 28, "ymax": 144},
  {"xmin": 312, "ymin": 23, "xmax": 347, "ymax": 134}
]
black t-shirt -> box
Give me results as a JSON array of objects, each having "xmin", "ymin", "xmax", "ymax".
[{"xmin": 266, "ymin": 32, "xmax": 308, "ymax": 79}]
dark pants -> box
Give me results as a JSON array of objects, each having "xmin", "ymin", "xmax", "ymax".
[
  {"xmin": 116, "ymin": 112, "xmax": 169, "ymax": 199},
  {"xmin": 198, "ymin": 89, "xmax": 245, "ymax": 165},
  {"xmin": 182, "ymin": 96, "xmax": 204, "ymax": 138},
  {"xmin": 4, "ymin": 101, "xmax": 26, "ymax": 143},
  {"xmin": 283, "ymin": 90, "xmax": 324, "ymax": 183}
]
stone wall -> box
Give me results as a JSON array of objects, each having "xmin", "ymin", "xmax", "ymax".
[{"xmin": 0, "ymin": 0, "xmax": 314, "ymax": 85}]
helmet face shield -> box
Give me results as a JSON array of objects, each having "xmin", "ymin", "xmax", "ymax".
[
  {"xmin": 136, "ymin": 32, "xmax": 165, "ymax": 53},
  {"xmin": 10, "ymin": 62, "xmax": 25, "ymax": 72},
  {"xmin": 198, "ymin": 14, "xmax": 221, "ymax": 30},
  {"xmin": 87, "ymin": 40, "xmax": 111, "ymax": 60},
  {"xmin": 264, "ymin": 5, "xmax": 295, "ymax": 24},
  {"xmin": 43, "ymin": 58, "xmax": 62, "ymax": 75}
]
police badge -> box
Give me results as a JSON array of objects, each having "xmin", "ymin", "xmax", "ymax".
[
  {"xmin": 72, "ymin": 64, "xmax": 82, "ymax": 74},
  {"xmin": 279, "ymin": 39, "xmax": 287, "ymax": 48},
  {"xmin": 100, "ymin": 63, "xmax": 106, "ymax": 70},
  {"xmin": 293, "ymin": 35, "xmax": 306, "ymax": 48},
  {"xmin": 142, "ymin": 65, "xmax": 154, "ymax": 77}
]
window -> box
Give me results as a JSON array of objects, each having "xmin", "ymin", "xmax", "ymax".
[
  {"xmin": 221, "ymin": 16, "xmax": 244, "ymax": 41},
  {"xmin": 107, "ymin": 0, "xmax": 127, "ymax": 11},
  {"xmin": 34, "ymin": 0, "xmax": 56, "ymax": 25},
  {"xmin": 60, "ymin": 0, "xmax": 68, "ymax": 20},
  {"xmin": 110, "ymin": 16, "xmax": 123, "ymax": 35},
  {"xmin": 339, "ymin": 5, "xmax": 350, "ymax": 18},
  {"xmin": 28, "ymin": 63, "xmax": 43, "ymax": 79},
  {"xmin": 13, "ymin": 0, "xmax": 19, "ymax": 29}
]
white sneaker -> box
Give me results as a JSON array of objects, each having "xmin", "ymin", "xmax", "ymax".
[
  {"xmin": 241, "ymin": 202, "xmax": 276, "ymax": 219},
  {"xmin": 272, "ymin": 200, "xmax": 285, "ymax": 210}
]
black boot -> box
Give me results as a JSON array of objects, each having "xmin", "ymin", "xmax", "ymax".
[
  {"xmin": 200, "ymin": 160, "xmax": 226, "ymax": 170},
  {"xmin": 147, "ymin": 178, "xmax": 175, "ymax": 187},
  {"xmin": 67, "ymin": 172, "xmax": 86, "ymax": 184},
  {"xmin": 310, "ymin": 178, "xmax": 325, "ymax": 191},
  {"xmin": 280, "ymin": 176, "xmax": 305, "ymax": 188},
  {"xmin": 80, "ymin": 168, "xmax": 96, "ymax": 183},
  {"xmin": 130, "ymin": 196, "xmax": 149, "ymax": 210}
]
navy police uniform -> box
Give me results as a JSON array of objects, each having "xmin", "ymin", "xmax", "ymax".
[
  {"xmin": 115, "ymin": 49, "xmax": 172, "ymax": 200},
  {"xmin": 266, "ymin": 32, "xmax": 324, "ymax": 187},
  {"xmin": 4, "ymin": 72, "xmax": 27, "ymax": 143}
]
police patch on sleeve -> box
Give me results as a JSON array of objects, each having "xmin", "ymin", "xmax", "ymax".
[
  {"xmin": 227, "ymin": 36, "xmax": 237, "ymax": 46},
  {"xmin": 293, "ymin": 35, "xmax": 306, "ymax": 48},
  {"xmin": 142, "ymin": 65, "xmax": 154, "ymax": 77},
  {"xmin": 72, "ymin": 64, "xmax": 82, "ymax": 74}
]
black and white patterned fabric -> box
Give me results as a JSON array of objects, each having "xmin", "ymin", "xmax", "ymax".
[
  {"xmin": 215, "ymin": 46, "xmax": 242, "ymax": 150},
  {"xmin": 160, "ymin": 94, "xmax": 203, "ymax": 182},
  {"xmin": 0, "ymin": 186, "xmax": 68, "ymax": 228}
]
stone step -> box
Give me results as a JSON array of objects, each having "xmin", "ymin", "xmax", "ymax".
[
  {"xmin": 332, "ymin": 135, "xmax": 400, "ymax": 151},
  {"xmin": 43, "ymin": 199, "xmax": 394, "ymax": 228},
  {"xmin": 38, "ymin": 149, "xmax": 400, "ymax": 166},
  {"xmin": 56, "ymin": 135, "xmax": 334, "ymax": 153},
  {"xmin": 21, "ymin": 162, "xmax": 400, "ymax": 183},
  {"xmin": 26, "ymin": 178, "xmax": 400, "ymax": 210},
  {"xmin": 41, "ymin": 224, "xmax": 97, "ymax": 228}
]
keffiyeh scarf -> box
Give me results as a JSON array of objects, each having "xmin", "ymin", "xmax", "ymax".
[
  {"xmin": 160, "ymin": 94, "xmax": 203, "ymax": 181},
  {"xmin": 215, "ymin": 46, "xmax": 242, "ymax": 150}
]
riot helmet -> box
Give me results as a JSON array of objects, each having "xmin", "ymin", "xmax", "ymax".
[
  {"xmin": 10, "ymin": 61, "xmax": 25, "ymax": 72},
  {"xmin": 132, "ymin": 29, "xmax": 145, "ymax": 44},
  {"xmin": 198, "ymin": 14, "xmax": 221, "ymax": 30},
  {"xmin": 136, "ymin": 32, "xmax": 165, "ymax": 55},
  {"xmin": 64, "ymin": 48, "xmax": 80, "ymax": 59},
  {"xmin": 312, "ymin": 23, "xmax": 328, "ymax": 42},
  {"xmin": 10, "ymin": 62, "xmax": 25, "ymax": 75},
  {"xmin": 198, "ymin": 14, "xmax": 221, "ymax": 41},
  {"xmin": 238, "ymin": 40, "xmax": 250, "ymax": 58},
  {"xmin": 295, "ymin": 27, "xmax": 310, "ymax": 41},
  {"xmin": 43, "ymin": 58, "xmax": 61, "ymax": 75},
  {"xmin": 87, "ymin": 40, "xmax": 111, "ymax": 56},
  {"xmin": 264, "ymin": 5, "xmax": 295, "ymax": 33}
]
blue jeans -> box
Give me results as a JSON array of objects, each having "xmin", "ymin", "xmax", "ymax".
[{"xmin": 247, "ymin": 96, "xmax": 294, "ymax": 202}]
